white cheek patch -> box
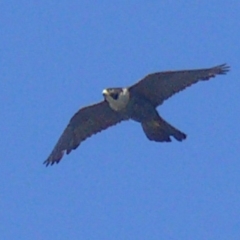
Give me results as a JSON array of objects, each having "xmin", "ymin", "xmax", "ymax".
[{"xmin": 108, "ymin": 88, "xmax": 130, "ymax": 111}]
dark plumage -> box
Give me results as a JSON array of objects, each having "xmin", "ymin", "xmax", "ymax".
[{"xmin": 44, "ymin": 64, "xmax": 230, "ymax": 166}]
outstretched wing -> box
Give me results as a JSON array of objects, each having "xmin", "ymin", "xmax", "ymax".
[
  {"xmin": 129, "ymin": 64, "xmax": 230, "ymax": 107},
  {"xmin": 44, "ymin": 101, "xmax": 127, "ymax": 166}
]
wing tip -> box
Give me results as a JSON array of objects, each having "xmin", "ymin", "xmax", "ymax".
[
  {"xmin": 214, "ymin": 63, "xmax": 230, "ymax": 75},
  {"xmin": 43, "ymin": 151, "xmax": 64, "ymax": 167}
]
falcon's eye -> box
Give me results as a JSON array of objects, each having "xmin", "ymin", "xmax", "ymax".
[{"xmin": 111, "ymin": 93, "xmax": 119, "ymax": 100}]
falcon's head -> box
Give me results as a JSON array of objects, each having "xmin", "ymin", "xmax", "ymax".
[{"xmin": 102, "ymin": 88, "xmax": 130, "ymax": 111}]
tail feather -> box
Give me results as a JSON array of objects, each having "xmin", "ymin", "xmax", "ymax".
[{"xmin": 141, "ymin": 118, "xmax": 186, "ymax": 142}]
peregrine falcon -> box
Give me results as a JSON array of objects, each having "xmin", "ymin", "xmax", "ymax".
[{"xmin": 44, "ymin": 64, "xmax": 230, "ymax": 166}]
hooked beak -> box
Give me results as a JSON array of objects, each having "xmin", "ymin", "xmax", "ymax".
[{"xmin": 102, "ymin": 89, "xmax": 109, "ymax": 96}]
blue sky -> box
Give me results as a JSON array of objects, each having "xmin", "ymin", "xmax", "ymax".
[{"xmin": 1, "ymin": 1, "xmax": 239, "ymax": 239}]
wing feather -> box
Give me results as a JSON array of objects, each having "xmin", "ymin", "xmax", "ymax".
[
  {"xmin": 44, "ymin": 101, "xmax": 127, "ymax": 166},
  {"xmin": 129, "ymin": 64, "xmax": 230, "ymax": 107}
]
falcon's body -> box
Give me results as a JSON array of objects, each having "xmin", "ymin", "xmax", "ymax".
[{"xmin": 44, "ymin": 64, "xmax": 230, "ymax": 166}]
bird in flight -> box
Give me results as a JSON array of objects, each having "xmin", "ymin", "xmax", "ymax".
[{"xmin": 44, "ymin": 64, "xmax": 230, "ymax": 166}]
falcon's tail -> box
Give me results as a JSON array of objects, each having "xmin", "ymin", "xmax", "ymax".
[{"xmin": 141, "ymin": 117, "xmax": 186, "ymax": 142}]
